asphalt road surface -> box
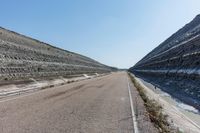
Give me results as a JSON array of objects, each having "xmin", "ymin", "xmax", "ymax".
[{"xmin": 0, "ymin": 72, "xmax": 135, "ymax": 133}]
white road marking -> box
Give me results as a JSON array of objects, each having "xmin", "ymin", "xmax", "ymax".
[
  {"xmin": 0, "ymin": 75, "xmax": 106, "ymax": 103},
  {"xmin": 127, "ymin": 78, "xmax": 139, "ymax": 133},
  {"xmin": 0, "ymin": 92, "xmax": 39, "ymax": 103},
  {"xmin": 0, "ymin": 86, "xmax": 54, "ymax": 103},
  {"xmin": 0, "ymin": 80, "xmax": 79, "ymax": 103}
]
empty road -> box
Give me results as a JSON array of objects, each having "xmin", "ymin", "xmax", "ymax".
[{"xmin": 0, "ymin": 72, "xmax": 136, "ymax": 133}]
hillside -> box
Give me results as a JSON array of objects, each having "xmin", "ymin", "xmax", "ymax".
[
  {"xmin": 0, "ymin": 27, "xmax": 114, "ymax": 82},
  {"xmin": 130, "ymin": 15, "xmax": 200, "ymax": 111}
]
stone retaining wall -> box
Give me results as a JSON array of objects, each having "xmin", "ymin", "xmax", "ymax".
[
  {"xmin": 0, "ymin": 27, "xmax": 114, "ymax": 81},
  {"xmin": 130, "ymin": 15, "xmax": 200, "ymax": 110}
]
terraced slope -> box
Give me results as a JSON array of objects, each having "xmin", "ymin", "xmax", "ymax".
[
  {"xmin": 130, "ymin": 15, "xmax": 200, "ymax": 110},
  {"xmin": 0, "ymin": 27, "xmax": 114, "ymax": 81}
]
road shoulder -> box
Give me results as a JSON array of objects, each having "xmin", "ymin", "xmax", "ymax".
[{"xmin": 135, "ymin": 76, "xmax": 200, "ymax": 133}]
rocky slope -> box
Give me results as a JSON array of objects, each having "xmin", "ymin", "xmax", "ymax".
[
  {"xmin": 0, "ymin": 27, "xmax": 114, "ymax": 82},
  {"xmin": 130, "ymin": 15, "xmax": 200, "ymax": 111}
]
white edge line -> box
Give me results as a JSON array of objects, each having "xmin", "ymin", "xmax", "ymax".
[
  {"xmin": 127, "ymin": 78, "xmax": 139, "ymax": 133},
  {"xmin": 0, "ymin": 74, "xmax": 105, "ymax": 103}
]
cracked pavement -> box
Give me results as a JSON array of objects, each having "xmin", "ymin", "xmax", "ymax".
[{"xmin": 0, "ymin": 72, "xmax": 135, "ymax": 133}]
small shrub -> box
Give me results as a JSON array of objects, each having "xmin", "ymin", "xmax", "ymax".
[
  {"xmin": 49, "ymin": 85, "xmax": 55, "ymax": 88},
  {"xmin": 41, "ymin": 87, "xmax": 47, "ymax": 90}
]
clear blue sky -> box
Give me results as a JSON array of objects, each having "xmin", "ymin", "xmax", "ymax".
[{"xmin": 1, "ymin": 0, "xmax": 200, "ymax": 68}]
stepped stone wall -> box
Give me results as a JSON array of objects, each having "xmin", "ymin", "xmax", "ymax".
[
  {"xmin": 0, "ymin": 27, "xmax": 114, "ymax": 81},
  {"xmin": 130, "ymin": 15, "xmax": 200, "ymax": 110}
]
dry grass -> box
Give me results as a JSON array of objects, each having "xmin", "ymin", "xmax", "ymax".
[{"xmin": 128, "ymin": 73, "xmax": 172, "ymax": 133}]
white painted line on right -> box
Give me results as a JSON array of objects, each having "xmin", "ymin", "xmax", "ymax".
[{"xmin": 127, "ymin": 78, "xmax": 139, "ymax": 133}]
